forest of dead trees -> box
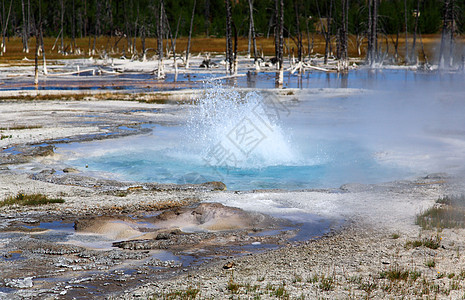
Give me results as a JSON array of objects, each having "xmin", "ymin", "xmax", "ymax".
[{"xmin": 0, "ymin": 0, "xmax": 464, "ymax": 73}]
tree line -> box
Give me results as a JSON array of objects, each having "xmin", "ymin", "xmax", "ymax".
[{"xmin": 0, "ymin": 0, "xmax": 462, "ymax": 74}]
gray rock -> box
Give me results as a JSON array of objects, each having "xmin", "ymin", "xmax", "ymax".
[
  {"xmin": 5, "ymin": 277, "xmax": 34, "ymax": 289},
  {"xmin": 63, "ymin": 167, "xmax": 79, "ymax": 173}
]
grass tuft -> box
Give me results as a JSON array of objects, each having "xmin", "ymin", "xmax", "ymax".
[
  {"xmin": 156, "ymin": 286, "xmax": 200, "ymax": 300},
  {"xmin": 417, "ymin": 195, "xmax": 465, "ymax": 229},
  {"xmin": 380, "ymin": 266, "xmax": 410, "ymax": 281},
  {"xmin": 319, "ymin": 276, "xmax": 335, "ymax": 291},
  {"xmin": 0, "ymin": 193, "xmax": 65, "ymax": 207},
  {"xmin": 425, "ymin": 259, "xmax": 436, "ymax": 268},
  {"xmin": 405, "ymin": 236, "xmax": 441, "ymax": 250}
]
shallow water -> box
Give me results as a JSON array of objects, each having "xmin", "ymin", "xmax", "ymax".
[{"xmin": 55, "ymin": 68, "xmax": 465, "ymax": 190}]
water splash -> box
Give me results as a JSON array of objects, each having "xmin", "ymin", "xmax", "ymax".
[{"xmin": 186, "ymin": 83, "xmax": 300, "ymax": 169}]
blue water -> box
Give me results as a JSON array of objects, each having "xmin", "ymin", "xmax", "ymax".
[
  {"xmin": 55, "ymin": 69, "xmax": 465, "ymax": 190},
  {"xmin": 58, "ymin": 125, "xmax": 409, "ymax": 190},
  {"xmin": 3, "ymin": 68, "xmax": 463, "ymax": 92}
]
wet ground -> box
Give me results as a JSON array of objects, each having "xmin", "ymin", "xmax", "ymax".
[{"xmin": 0, "ymin": 202, "xmax": 333, "ymax": 299}]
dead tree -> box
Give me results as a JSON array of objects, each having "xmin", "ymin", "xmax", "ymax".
[
  {"xmin": 34, "ymin": 30, "xmax": 39, "ymax": 85},
  {"xmin": 92, "ymin": 1, "xmax": 101, "ymax": 56},
  {"xmin": 373, "ymin": 0, "xmax": 378, "ymax": 58},
  {"xmin": 410, "ymin": 0, "xmax": 420, "ymax": 64},
  {"xmin": 339, "ymin": 0, "xmax": 349, "ymax": 70},
  {"xmin": 316, "ymin": 0, "xmax": 332, "ymax": 65},
  {"xmin": 275, "ymin": 0, "xmax": 284, "ymax": 85},
  {"xmin": 185, "ymin": 0, "xmax": 196, "ymax": 69},
  {"xmin": 60, "ymin": 0, "xmax": 65, "ymax": 53},
  {"xmin": 0, "ymin": 0, "xmax": 12, "ymax": 55},
  {"xmin": 40, "ymin": 22, "xmax": 47, "ymax": 75},
  {"xmin": 71, "ymin": 0, "xmax": 76, "ymax": 53},
  {"xmin": 141, "ymin": 25, "xmax": 146, "ymax": 61},
  {"xmin": 439, "ymin": 0, "xmax": 455, "ymax": 69},
  {"xmin": 305, "ymin": 13, "xmax": 313, "ymax": 59},
  {"xmin": 367, "ymin": 0, "xmax": 378, "ymax": 66},
  {"xmin": 293, "ymin": 0, "xmax": 303, "ymax": 63},
  {"xmin": 27, "ymin": 0, "xmax": 31, "ymax": 41},
  {"xmin": 225, "ymin": 0, "xmax": 233, "ymax": 74},
  {"xmin": 404, "ymin": 0, "xmax": 409, "ymax": 64},
  {"xmin": 164, "ymin": 7, "xmax": 182, "ymax": 76},
  {"xmin": 132, "ymin": 4, "xmax": 139, "ymax": 56},
  {"xmin": 233, "ymin": 21, "xmax": 238, "ymax": 74},
  {"xmin": 248, "ymin": 0, "xmax": 258, "ymax": 70},
  {"xmin": 157, "ymin": 0, "xmax": 165, "ymax": 78},
  {"xmin": 21, "ymin": 0, "xmax": 29, "ymax": 53}
]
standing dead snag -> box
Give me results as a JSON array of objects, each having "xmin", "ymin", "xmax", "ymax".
[
  {"xmin": 316, "ymin": 0, "xmax": 332, "ymax": 65},
  {"xmin": 275, "ymin": 0, "xmax": 284, "ymax": 85},
  {"xmin": 225, "ymin": 0, "xmax": 233, "ymax": 75},
  {"xmin": 293, "ymin": 0, "xmax": 303, "ymax": 72},
  {"xmin": 40, "ymin": 21, "xmax": 47, "ymax": 75},
  {"xmin": 185, "ymin": 0, "xmax": 196, "ymax": 69},
  {"xmin": 21, "ymin": 0, "xmax": 29, "ymax": 53},
  {"xmin": 248, "ymin": 0, "xmax": 259, "ymax": 70},
  {"xmin": 367, "ymin": 0, "xmax": 378, "ymax": 66},
  {"xmin": 1, "ymin": 0, "xmax": 13, "ymax": 55},
  {"xmin": 157, "ymin": 0, "xmax": 165, "ymax": 79},
  {"xmin": 438, "ymin": 0, "xmax": 455, "ymax": 69},
  {"xmin": 411, "ymin": 0, "xmax": 420, "ymax": 64},
  {"xmin": 60, "ymin": 0, "xmax": 64, "ymax": 54},
  {"xmin": 404, "ymin": 0, "xmax": 409, "ymax": 64},
  {"xmin": 339, "ymin": 0, "xmax": 349, "ymax": 70}
]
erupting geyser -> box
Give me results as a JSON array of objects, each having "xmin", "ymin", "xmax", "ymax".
[{"xmin": 186, "ymin": 83, "xmax": 300, "ymax": 169}]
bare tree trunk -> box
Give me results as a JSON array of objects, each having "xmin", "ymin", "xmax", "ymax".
[
  {"xmin": 367, "ymin": 0, "xmax": 372, "ymax": 63},
  {"xmin": 340, "ymin": 0, "xmax": 349, "ymax": 70},
  {"xmin": 411, "ymin": 0, "xmax": 420, "ymax": 64},
  {"xmin": 1, "ymin": 0, "xmax": 12, "ymax": 55},
  {"xmin": 327, "ymin": 0, "xmax": 333, "ymax": 59},
  {"xmin": 166, "ymin": 13, "xmax": 182, "ymax": 77},
  {"xmin": 132, "ymin": 4, "xmax": 139, "ymax": 56},
  {"xmin": 367, "ymin": 0, "xmax": 378, "ymax": 66},
  {"xmin": 305, "ymin": 14, "xmax": 312, "ymax": 60},
  {"xmin": 323, "ymin": 0, "xmax": 333, "ymax": 65},
  {"xmin": 233, "ymin": 21, "xmax": 238, "ymax": 74},
  {"xmin": 60, "ymin": 0, "xmax": 64, "ymax": 54},
  {"xmin": 438, "ymin": 0, "xmax": 449, "ymax": 69},
  {"xmin": 448, "ymin": 0, "xmax": 454, "ymax": 68},
  {"xmin": 141, "ymin": 26, "xmax": 146, "ymax": 61},
  {"xmin": 41, "ymin": 25, "xmax": 47, "ymax": 75},
  {"xmin": 373, "ymin": 0, "xmax": 378, "ymax": 61},
  {"xmin": 247, "ymin": 15, "xmax": 251, "ymax": 59},
  {"xmin": 157, "ymin": 0, "xmax": 164, "ymax": 79},
  {"xmin": 419, "ymin": 30, "xmax": 428, "ymax": 64},
  {"xmin": 276, "ymin": 0, "xmax": 284, "ymax": 85},
  {"xmin": 294, "ymin": 0, "xmax": 302, "ymax": 63},
  {"xmin": 225, "ymin": 0, "xmax": 233, "ymax": 74},
  {"xmin": 34, "ymin": 26, "xmax": 40, "ymax": 85},
  {"xmin": 27, "ymin": 0, "xmax": 31, "ymax": 43},
  {"xmin": 185, "ymin": 0, "xmax": 196, "ymax": 69},
  {"xmin": 21, "ymin": 0, "xmax": 29, "ymax": 53},
  {"xmin": 274, "ymin": 0, "xmax": 278, "ymax": 63},
  {"xmin": 92, "ymin": 1, "xmax": 100, "ymax": 56},
  {"xmin": 248, "ymin": 0, "xmax": 258, "ymax": 70},
  {"xmin": 404, "ymin": 0, "xmax": 409, "ymax": 64},
  {"xmin": 315, "ymin": 0, "xmax": 326, "ymax": 63},
  {"xmin": 71, "ymin": 0, "xmax": 76, "ymax": 53}
]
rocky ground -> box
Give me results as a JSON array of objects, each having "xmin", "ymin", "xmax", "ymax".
[{"xmin": 0, "ymin": 96, "xmax": 464, "ymax": 299}]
